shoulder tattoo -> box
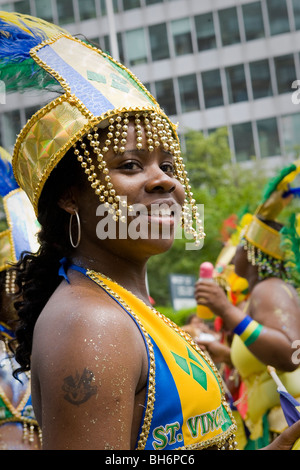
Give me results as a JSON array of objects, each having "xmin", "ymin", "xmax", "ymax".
[{"xmin": 62, "ymin": 367, "xmax": 98, "ymax": 406}]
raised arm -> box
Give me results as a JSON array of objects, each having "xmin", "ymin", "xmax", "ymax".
[{"xmin": 194, "ymin": 278, "xmax": 300, "ymax": 371}]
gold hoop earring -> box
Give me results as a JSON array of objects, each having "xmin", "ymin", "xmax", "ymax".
[{"xmin": 69, "ymin": 210, "xmax": 81, "ymax": 248}]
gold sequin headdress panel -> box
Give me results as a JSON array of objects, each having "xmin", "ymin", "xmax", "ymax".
[
  {"xmin": 2, "ymin": 12, "xmax": 204, "ymax": 245},
  {"xmin": 0, "ymin": 147, "xmax": 39, "ymax": 273}
]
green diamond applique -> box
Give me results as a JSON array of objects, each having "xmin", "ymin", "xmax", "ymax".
[
  {"xmin": 87, "ymin": 70, "xmax": 107, "ymax": 84},
  {"xmin": 172, "ymin": 352, "xmax": 190, "ymax": 375},
  {"xmin": 171, "ymin": 347, "xmax": 208, "ymax": 391}
]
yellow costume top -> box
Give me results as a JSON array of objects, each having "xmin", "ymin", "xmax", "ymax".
[
  {"xmin": 231, "ymin": 334, "xmax": 300, "ymax": 440},
  {"xmin": 60, "ymin": 262, "xmax": 237, "ymax": 450}
]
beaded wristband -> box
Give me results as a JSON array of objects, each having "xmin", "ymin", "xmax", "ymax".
[{"xmin": 233, "ymin": 315, "xmax": 263, "ymax": 347}]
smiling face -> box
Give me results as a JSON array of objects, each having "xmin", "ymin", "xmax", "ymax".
[
  {"xmin": 104, "ymin": 121, "xmax": 184, "ymax": 231},
  {"xmin": 67, "ymin": 117, "xmax": 186, "ymax": 261}
]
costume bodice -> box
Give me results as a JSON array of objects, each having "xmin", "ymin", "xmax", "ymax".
[
  {"xmin": 62, "ymin": 263, "xmax": 237, "ymax": 450},
  {"xmin": 231, "ymin": 333, "xmax": 300, "ymax": 437},
  {"xmin": 0, "ymin": 344, "xmax": 35, "ymax": 423},
  {"xmin": 0, "ymin": 329, "xmax": 40, "ymax": 446}
]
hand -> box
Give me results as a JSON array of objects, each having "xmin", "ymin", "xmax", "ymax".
[
  {"xmin": 194, "ymin": 280, "xmax": 230, "ymax": 318},
  {"xmin": 262, "ymin": 420, "xmax": 300, "ymax": 450},
  {"xmin": 195, "ymin": 338, "xmax": 232, "ymax": 366}
]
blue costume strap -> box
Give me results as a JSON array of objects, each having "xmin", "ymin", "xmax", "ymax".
[{"xmin": 58, "ymin": 257, "xmax": 87, "ymax": 283}]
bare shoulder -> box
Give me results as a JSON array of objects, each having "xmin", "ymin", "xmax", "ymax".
[
  {"xmin": 34, "ymin": 276, "xmax": 144, "ymax": 348},
  {"xmin": 250, "ymin": 278, "xmax": 300, "ymax": 333},
  {"xmin": 31, "ymin": 278, "xmax": 147, "ymax": 449},
  {"xmin": 33, "ymin": 277, "xmax": 147, "ymax": 377},
  {"xmin": 251, "ymin": 278, "xmax": 299, "ymax": 305}
]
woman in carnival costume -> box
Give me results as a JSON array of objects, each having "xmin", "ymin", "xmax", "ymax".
[
  {"xmin": 1, "ymin": 12, "xmax": 300, "ymax": 450},
  {"xmin": 195, "ymin": 162, "xmax": 300, "ymax": 449},
  {"xmin": 0, "ymin": 147, "xmax": 41, "ymax": 449}
]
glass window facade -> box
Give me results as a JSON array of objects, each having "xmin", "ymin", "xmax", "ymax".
[
  {"xmin": 78, "ymin": 0, "xmax": 97, "ymax": 20},
  {"xmin": 117, "ymin": 32, "xmax": 125, "ymax": 63},
  {"xmin": 178, "ymin": 74, "xmax": 200, "ymax": 113},
  {"xmin": 154, "ymin": 79, "xmax": 177, "ymax": 115},
  {"xmin": 171, "ymin": 18, "xmax": 193, "ymax": 56},
  {"xmin": 0, "ymin": 110, "xmax": 21, "ymax": 152},
  {"xmin": 293, "ymin": 0, "xmax": 300, "ymax": 30},
  {"xmin": 194, "ymin": 13, "xmax": 216, "ymax": 51},
  {"xmin": 242, "ymin": 2, "xmax": 265, "ymax": 41},
  {"xmin": 123, "ymin": 0, "xmax": 141, "ymax": 10},
  {"xmin": 2, "ymin": 0, "xmax": 300, "ymax": 165},
  {"xmin": 57, "ymin": 0, "xmax": 75, "ymax": 25},
  {"xmin": 232, "ymin": 122, "xmax": 255, "ymax": 161},
  {"xmin": 257, "ymin": 118, "xmax": 280, "ymax": 158},
  {"xmin": 125, "ymin": 28, "xmax": 147, "ymax": 65},
  {"xmin": 274, "ymin": 54, "xmax": 296, "ymax": 94},
  {"xmin": 282, "ymin": 113, "xmax": 300, "ymax": 156},
  {"xmin": 226, "ymin": 64, "xmax": 248, "ymax": 104},
  {"xmin": 14, "ymin": 0, "xmax": 31, "ymax": 14},
  {"xmin": 24, "ymin": 105, "xmax": 41, "ymax": 122},
  {"xmin": 149, "ymin": 23, "xmax": 170, "ymax": 61},
  {"xmin": 0, "ymin": 3, "xmax": 14, "ymax": 12},
  {"xmin": 34, "ymin": 0, "xmax": 53, "ymax": 22},
  {"xmin": 202, "ymin": 69, "xmax": 224, "ymax": 108},
  {"xmin": 218, "ymin": 7, "xmax": 241, "ymax": 46},
  {"xmin": 249, "ymin": 59, "xmax": 272, "ymax": 99},
  {"xmin": 266, "ymin": 0, "xmax": 290, "ymax": 36}
]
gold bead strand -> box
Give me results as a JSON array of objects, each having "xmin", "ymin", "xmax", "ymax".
[
  {"xmin": 74, "ymin": 139, "xmax": 100, "ymax": 198},
  {"xmin": 23, "ymin": 422, "xmax": 28, "ymax": 442},
  {"xmin": 29, "ymin": 424, "xmax": 35, "ymax": 444},
  {"xmin": 107, "ymin": 116, "xmax": 119, "ymax": 154},
  {"xmin": 38, "ymin": 427, "xmax": 43, "ymax": 447},
  {"xmin": 135, "ymin": 113, "xmax": 143, "ymax": 150},
  {"xmin": 5, "ymin": 269, "xmax": 17, "ymax": 295},
  {"xmin": 149, "ymin": 113, "xmax": 160, "ymax": 149},
  {"xmin": 115, "ymin": 115, "xmax": 124, "ymax": 153},
  {"xmin": 100, "ymin": 117, "xmax": 129, "ymax": 222},
  {"xmin": 178, "ymin": 158, "xmax": 205, "ymax": 245},
  {"xmin": 121, "ymin": 113, "xmax": 129, "ymax": 151},
  {"xmin": 143, "ymin": 113, "xmax": 154, "ymax": 152},
  {"xmin": 98, "ymin": 126, "xmax": 121, "ymax": 221}
]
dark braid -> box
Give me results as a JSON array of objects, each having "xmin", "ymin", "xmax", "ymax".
[{"xmin": 13, "ymin": 151, "xmax": 84, "ymax": 375}]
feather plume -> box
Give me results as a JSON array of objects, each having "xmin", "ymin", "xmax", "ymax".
[
  {"xmin": 261, "ymin": 164, "xmax": 297, "ymax": 203},
  {"xmin": 0, "ymin": 146, "xmax": 18, "ymax": 197},
  {"xmin": 0, "ymin": 11, "xmax": 68, "ymax": 92}
]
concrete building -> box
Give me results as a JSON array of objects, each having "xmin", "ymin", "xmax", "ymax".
[{"xmin": 1, "ymin": 0, "xmax": 300, "ymax": 167}]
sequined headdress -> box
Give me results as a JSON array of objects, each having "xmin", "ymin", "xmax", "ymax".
[
  {"xmin": 240, "ymin": 161, "xmax": 300, "ymax": 282},
  {"xmin": 0, "ymin": 146, "xmax": 40, "ymax": 273},
  {"xmin": 0, "ymin": 12, "xmax": 204, "ymax": 245}
]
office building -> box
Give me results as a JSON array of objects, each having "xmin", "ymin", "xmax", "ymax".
[{"xmin": 1, "ymin": 0, "xmax": 300, "ymax": 167}]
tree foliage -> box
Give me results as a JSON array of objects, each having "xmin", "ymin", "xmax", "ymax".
[{"xmin": 147, "ymin": 128, "xmax": 268, "ymax": 305}]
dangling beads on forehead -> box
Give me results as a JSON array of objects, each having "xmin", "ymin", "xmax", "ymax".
[
  {"xmin": 73, "ymin": 111, "xmax": 205, "ymax": 244},
  {"xmin": 143, "ymin": 113, "xmax": 154, "ymax": 152},
  {"xmin": 135, "ymin": 114, "xmax": 143, "ymax": 150}
]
